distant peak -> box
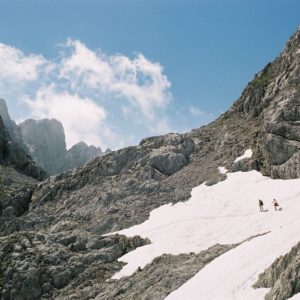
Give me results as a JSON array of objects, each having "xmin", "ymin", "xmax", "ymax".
[{"xmin": 71, "ymin": 141, "xmax": 88, "ymax": 149}]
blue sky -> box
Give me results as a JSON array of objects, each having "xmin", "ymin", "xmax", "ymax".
[{"xmin": 0, "ymin": 0, "xmax": 299, "ymax": 150}]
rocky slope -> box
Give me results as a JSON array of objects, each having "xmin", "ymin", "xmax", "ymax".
[
  {"xmin": 0, "ymin": 115, "xmax": 46, "ymax": 267},
  {"xmin": 0, "ymin": 28, "xmax": 299, "ymax": 299}
]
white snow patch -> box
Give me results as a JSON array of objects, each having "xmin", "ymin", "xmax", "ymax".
[
  {"xmin": 166, "ymin": 223, "xmax": 300, "ymax": 300},
  {"xmin": 234, "ymin": 148, "xmax": 253, "ymax": 162},
  {"xmin": 110, "ymin": 170, "xmax": 300, "ymax": 299},
  {"xmin": 289, "ymin": 294, "xmax": 300, "ymax": 300},
  {"xmin": 218, "ymin": 166, "xmax": 228, "ymax": 174}
]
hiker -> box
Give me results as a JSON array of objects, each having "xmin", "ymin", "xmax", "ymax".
[
  {"xmin": 259, "ymin": 199, "xmax": 264, "ymax": 212},
  {"xmin": 273, "ymin": 198, "xmax": 279, "ymax": 211}
]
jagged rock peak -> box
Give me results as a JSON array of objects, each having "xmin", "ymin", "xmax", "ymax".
[
  {"xmin": 0, "ymin": 98, "xmax": 10, "ymax": 123},
  {"xmin": 0, "ymin": 99, "xmax": 24, "ymax": 145},
  {"xmin": 65, "ymin": 141, "xmax": 103, "ymax": 170},
  {"xmin": 0, "ymin": 115, "xmax": 46, "ymax": 180}
]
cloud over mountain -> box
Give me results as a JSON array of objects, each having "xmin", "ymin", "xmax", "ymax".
[{"xmin": 0, "ymin": 39, "xmax": 212, "ymax": 149}]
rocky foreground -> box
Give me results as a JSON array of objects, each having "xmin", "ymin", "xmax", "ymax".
[{"xmin": 0, "ymin": 28, "xmax": 299, "ymax": 299}]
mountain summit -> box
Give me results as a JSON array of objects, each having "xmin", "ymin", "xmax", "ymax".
[{"xmin": 0, "ymin": 28, "xmax": 300, "ymax": 300}]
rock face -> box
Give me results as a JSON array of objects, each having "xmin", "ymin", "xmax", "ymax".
[
  {"xmin": 0, "ymin": 167, "xmax": 38, "ymax": 234},
  {"xmin": 0, "ymin": 28, "xmax": 300, "ymax": 299},
  {"xmin": 0, "ymin": 99, "xmax": 23, "ymax": 145},
  {"xmin": 19, "ymin": 119, "xmax": 67, "ymax": 175},
  {"xmin": 0, "ymin": 116, "xmax": 45, "ymax": 240},
  {"xmin": 254, "ymin": 241, "xmax": 300, "ymax": 300},
  {"xmin": 0, "ymin": 231, "xmax": 148, "ymax": 300},
  {"xmin": 18, "ymin": 118, "xmax": 104, "ymax": 175},
  {"xmin": 233, "ymin": 27, "xmax": 300, "ymax": 178},
  {"xmin": 0, "ymin": 116, "xmax": 46, "ymax": 181}
]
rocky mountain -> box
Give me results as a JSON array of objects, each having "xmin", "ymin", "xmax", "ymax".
[
  {"xmin": 0, "ymin": 115, "xmax": 45, "ymax": 181},
  {"xmin": 0, "ymin": 28, "xmax": 299, "ymax": 299},
  {"xmin": 19, "ymin": 119, "xmax": 67, "ymax": 175},
  {"xmin": 19, "ymin": 118, "xmax": 105, "ymax": 175},
  {"xmin": 0, "ymin": 114, "xmax": 46, "ymax": 250},
  {"xmin": 64, "ymin": 142, "xmax": 105, "ymax": 171},
  {"xmin": 0, "ymin": 101, "xmax": 105, "ymax": 175}
]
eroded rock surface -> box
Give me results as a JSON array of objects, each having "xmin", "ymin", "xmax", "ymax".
[
  {"xmin": 233, "ymin": 28, "xmax": 300, "ymax": 178},
  {"xmin": 254, "ymin": 241, "xmax": 300, "ymax": 300},
  {"xmin": 0, "ymin": 231, "xmax": 148, "ymax": 300}
]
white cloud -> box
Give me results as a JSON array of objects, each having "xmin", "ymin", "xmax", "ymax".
[
  {"xmin": 149, "ymin": 117, "xmax": 172, "ymax": 135},
  {"xmin": 0, "ymin": 43, "xmax": 46, "ymax": 82},
  {"xmin": 0, "ymin": 39, "xmax": 174, "ymax": 149},
  {"xmin": 22, "ymin": 85, "xmax": 108, "ymax": 149},
  {"xmin": 59, "ymin": 39, "xmax": 171, "ymax": 118},
  {"xmin": 190, "ymin": 106, "xmax": 205, "ymax": 117},
  {"xmin": 60, "ymin": 39, "xmax": 113, "ymax": 90}
]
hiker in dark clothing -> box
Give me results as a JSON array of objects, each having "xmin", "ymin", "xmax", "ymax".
[
  {"xmin": 259, "ymin": 199, "xmax": 264, "ymax": 212},
  {"xmin": 273, "ymin": 199, "xmax": 280, "ymax": 211}
]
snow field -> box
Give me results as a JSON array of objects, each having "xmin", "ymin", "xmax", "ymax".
[
  {"xmin": 111, "ymin": 170, "xmax": 300, "ymax": 299},
  {"xmin": 234, "ymin": 148, "xmax": 253, "ymax": 162}
]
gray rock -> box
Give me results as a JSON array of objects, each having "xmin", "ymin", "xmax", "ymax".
[
  {"xmin": 233, "ymin": 27, "xmax": 300, "ymax": 178},
  {"xmin": 149, "ymin": 151, "xmax": 188, "ymax": 175},
  {"xmin": 254, "ymin": 241, "xmax": 300, "ymax": 300},
  {"xmin": 0, "ymin": 232, "xmax": 148, "ymax": 299},
  {"xmin": 0, "ymin": 115, "xmax": 46, "ymax": 180},
  {"xmin": 0, "ymin": 99, "xmax": 24, "ymax": 146}
]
